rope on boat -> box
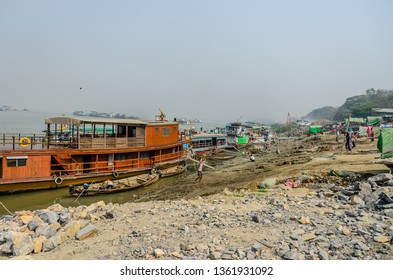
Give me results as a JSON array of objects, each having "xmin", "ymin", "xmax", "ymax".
[
  {"xmin": 0, "ymin": 201, "xmax": 13, "ymax": 215},
  {"xmin": 74, "ymin": 189, "xmax": 86, "ymax": 202},
  {"xmin": 73, "ymin": 181, "xmax": 95, "ymax": 202}
]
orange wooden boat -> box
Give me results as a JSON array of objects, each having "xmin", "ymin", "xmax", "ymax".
[{"xmin": 0, "ymin": 113, "xmax": 190, "ymax": 193}]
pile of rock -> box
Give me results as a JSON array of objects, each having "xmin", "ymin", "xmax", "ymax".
[{"xmin": 0, "ymin": 201, "xmax": 114, "ymax": 257}]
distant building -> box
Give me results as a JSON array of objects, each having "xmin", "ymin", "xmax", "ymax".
[
  {"xmin": 372, "ymin": 108, "xmax": 393, "ymax": 123},
  {"xmin": 372, "ymin": 108, "xmax": 393, "ymax": 115}
]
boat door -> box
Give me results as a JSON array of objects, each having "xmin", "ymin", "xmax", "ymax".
[
  {"xmin": 83, "ymin": 155, "xmax": 93, "ymax": 173},
  {"xmin": 0, "ymin": 156, "xmax": 2, "ymax": 179},
  {"xmin": 212, "ymin": 137, "xmax": 217, "ymax": 147}
]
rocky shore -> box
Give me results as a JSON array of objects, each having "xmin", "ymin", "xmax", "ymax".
[
  {"xmin": 0, "ymin": 135, "xmax": 392, "ymax": 260},
  {"xmin": 1, "ymin": 172, "xmax": 392, "ymax": 260}
]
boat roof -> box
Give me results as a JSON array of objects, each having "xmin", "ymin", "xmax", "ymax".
[
  {"xmin": 147, "ymin": 121, "xmax": 179, "ymax": 126},
  {"xmin": 44, "ymin": 116, "xmax": 179, "ymax": 127},
  {"xmin": 191, "ymin": 133, "xmax": 227, "ymax": 139},
  {"xmin": 45, "ymin": 116, "xmax": 148, "ymax": 126}
]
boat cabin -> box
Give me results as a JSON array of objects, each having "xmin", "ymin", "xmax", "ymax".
[{"xmin": 189, "ymin": 134, "xmax": 228, "ymax": 154}]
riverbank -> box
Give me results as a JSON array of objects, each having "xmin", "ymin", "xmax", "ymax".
[{"xmin": 1, "ymin": 134, "xmax": 392, "ymax": 260}]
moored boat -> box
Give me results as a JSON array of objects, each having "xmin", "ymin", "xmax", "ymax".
[
  {"xmin": 0, "ymin": 112, "xmax": 190, "ymax": 193},
  {"xmin": 158, "ymin": 164, "xmax": 186, "ymax": 177},
  {"xmin": 206, "ymin": 152, "xmax": 237, "ymax": 160},
  {"xmin": 188, "ymin": 133, "xmax": 228, "ymax": 156},
  {"xmin": 68, "ymin": 172, "xmax": 159, "ymax": 196}
]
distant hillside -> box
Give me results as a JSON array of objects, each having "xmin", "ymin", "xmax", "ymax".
[
  {"xmin": 304, "ymin": 106, "xmax": 337, "ymax": 121},
  {"xmin": 333, "ymin": 88, "xmax": 393, "ymax": 120}
]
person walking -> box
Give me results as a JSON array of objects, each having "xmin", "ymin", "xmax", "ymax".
[
  {"xmin": 366, "ymin": 125, "xmax": 372, "ymax": 139},
  {"xmin": 195, "ymin": 158, "xmax": 205, "ymax": 183},
  {"xmin": 335, "ymin": 124, "xmax": 340, "ymax": 142},
  {"xmin": 370, "ymin": 126, "xmax": 375, "ymax": 142},
  {"xmin": 345, "ymin": 130, "xmax": 352, "ymax": 152}
]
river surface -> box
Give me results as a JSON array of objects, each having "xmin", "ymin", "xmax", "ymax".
[
  {"xmin": 0, "ymin": 173, "xmax": 195, "ymax": 216},
  {"xmin": 0, "ymin": 111, "xmax": 226, "ymax": 215}
]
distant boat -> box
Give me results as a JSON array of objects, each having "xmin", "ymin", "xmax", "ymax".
[
  {"xmin": 189, "ymin": 134, "xmax": 229, "ymax": 156},
  {"xmin": 177, "ymin": 118, "xmax": 202, "ymax": 125}
]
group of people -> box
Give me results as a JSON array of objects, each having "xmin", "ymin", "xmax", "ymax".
[
  {"xmin": 344, "ymin": 125, "xmax": 374, "ymax": 152},
  {"xmin": 335, "ymin": 122, "xmax": 375, "ymax": 152}
]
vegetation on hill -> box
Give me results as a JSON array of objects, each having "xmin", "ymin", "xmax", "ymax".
[
  {"xmin": 304, "ymin": 106, "xmax": 338, "ymax": 121},
  {"xmin": 303, "ymin": 89, "xmax": 393, "ymax": 122},
  {"xmin": 333, "ymin": 88, "xmax": 393, "ymax": 121}
]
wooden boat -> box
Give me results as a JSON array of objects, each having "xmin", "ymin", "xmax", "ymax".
[
  {"xmin": 206, "ymin": 151, "xmax": 237, "ymax": 160},
  {"xmin": 0, "ymin": 111, "xmax": 190, "ymax": 193},
  {"xmin": 158, "ymin": 164, "xmax": 186, "ymax": 177},
  {"xmin": 68, "ymin": 173, "xmax": 159, "ymax": 196}
]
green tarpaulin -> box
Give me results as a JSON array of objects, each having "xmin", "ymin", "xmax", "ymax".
[
  {"xmin": 378, "ymin": 128, "xmax": 393, "ymax": 159},
  {"xmin": 309, "ymin": 126, "xmax": 323, "ymax": 133},
  {"xmin": 366, "ymin": 116, "xmax": 382, "ymax": 126}
]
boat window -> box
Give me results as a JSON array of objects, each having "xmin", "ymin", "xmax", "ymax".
[
  {"xmin": 172, "ymin": 126, "xmax": 177, "ymax": 131},
  {"xmin": 117, "ymin": 125, "xmax": 126, "ymax": 136},
  {"xmin": 115, "ymin": 154, "xmax": 127, "ymax": 161},
  {"xmin": 7, "ymin": 158, "xmax": 27, "ymax": 167},
  {"xmin": 128, "ymin": 127, "xmax": 136, "ymax": 137},
  {"xmin": 140, "ymin": 152, "xmax": 149, "ymax": 159},
  {"xmin": 162, "ymin": 128, "xmax": 170, "ymax": 136},
  {"xmin": 108, "ymin": 154, "xmax": 114, "ymax": 166},
  {"xmin": 155, "ymin": 127, "xmax": 159, "ymax": 132}
]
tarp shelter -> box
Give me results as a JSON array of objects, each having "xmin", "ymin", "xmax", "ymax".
[
  {"xmin": 377, "ymin": 128, "xmax": 393, "ymax": 159},
  {"xmin": 344, "ymin": 118, "xmax": 365, "ymax": 125},
  {"xmin": 366, "ymin": 116, "xmax": 382, "ymax": 126},
  {"xmin": 309, "ymin": 125, "xmax": 323, "ymax": 134}
]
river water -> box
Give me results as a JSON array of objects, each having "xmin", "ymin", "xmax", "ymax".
[{"xmin": 0, "ymin": 111, "xmax": 227, "ymax": 215}]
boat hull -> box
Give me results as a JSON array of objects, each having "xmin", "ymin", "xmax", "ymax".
[
  {"xmin": 0, "ymin": 168, "xmax": 150, "ymax": 194},
  {"xmin": 158, "ymin": 165, "xmax": 186, "ymax": 177}
]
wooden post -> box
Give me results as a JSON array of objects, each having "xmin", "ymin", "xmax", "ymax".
[
  {"xmin": 77, "ymin": 125, "xmax": 80, "ymax": 149},
  {"xmin": 103, "ymin": 123, "xmax": 107, "ymax": 148},
  {"xmin": 47, "ymin": 123, "xmax": 50, "ymax": 149}
]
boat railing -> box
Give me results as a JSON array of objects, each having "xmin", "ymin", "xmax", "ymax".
[
  {"xmin": 0, "ymin": 133, "xmax": 48, "ymax": 150},
  {"xmin": 0, "ymin": 133, "xmax": 147, "ymax": 150},
  {"xmin": 50, "ymin": 150, "xmax": 186, "ymax": 175},
  {"xmin": 191, "ymin": 140, "xmax": 213, "ymax": 149}
]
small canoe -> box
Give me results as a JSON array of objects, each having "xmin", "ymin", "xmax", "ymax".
[
  {"xmin": 158, "ymin": 165, "xmax": 186, "ymax": 177},
  {"xmin": 207, "ymin": 153, "xmax": 237, "ymax": 160},
  {"xmin": 68, "ymin": 173, "xmax": 159, "ymax": 196}
]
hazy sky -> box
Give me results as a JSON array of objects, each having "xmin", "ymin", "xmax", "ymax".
[{"xmin": 1, "ymin": 0, "xmax": 392, "ymax": 123}]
